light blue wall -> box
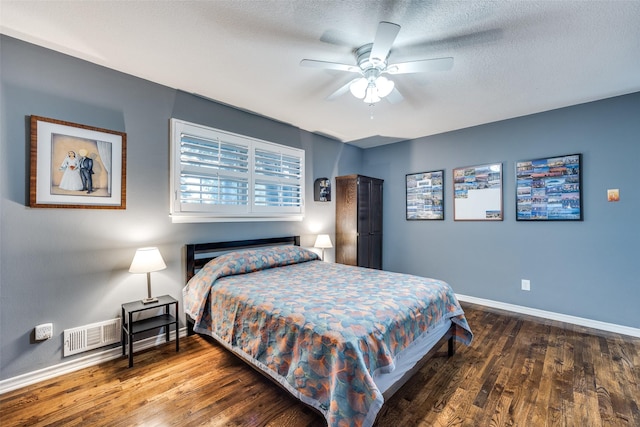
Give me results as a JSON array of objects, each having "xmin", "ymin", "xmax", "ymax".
[
  {"xmin": 2, "ymin": 33, "xmax": 638, "ymax": 382},
  {"xmin": 362, "ymin": 92, "xmax": 640, "ymax": 328},
  {"xmin": 0, "ymin": 36, "xmax": 362, "ymax": 380}
]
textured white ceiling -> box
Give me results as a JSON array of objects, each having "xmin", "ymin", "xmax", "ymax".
[{"xmin": 2, "ymin": 1, "xmax": 639, "ymax": 148}]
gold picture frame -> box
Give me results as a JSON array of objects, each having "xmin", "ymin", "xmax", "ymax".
[{"xmin": 29, "ymin": 115, "xmax": 126, "ymax": 209}]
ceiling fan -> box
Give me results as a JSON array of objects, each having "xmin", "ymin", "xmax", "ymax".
[{"xmin": 301, "ymin": 21, "xmax": 454, "ymax": 104}]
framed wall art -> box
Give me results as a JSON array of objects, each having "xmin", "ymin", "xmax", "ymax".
[
  {"xmin": 314, "ymin": 177, "xmax": 331, "ymax": 202},
  {"xmin": 453, "ymin": 162, "xmax": 503, "ymax": 221},
  {"xmin": 406, "ymin": 170, "xmax": 444, "ymax": 220},
  {"xmin": 515, "ymin": 153, "xmax": 582, "ymax": 221},
  {"xmin": 30, "ymin": 115, "xmax": 127, "ymax": 209}
]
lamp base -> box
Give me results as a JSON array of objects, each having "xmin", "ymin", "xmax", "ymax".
[{"xmin": 142, "ymin": 297, "xmax": 158, "ymax": 305}]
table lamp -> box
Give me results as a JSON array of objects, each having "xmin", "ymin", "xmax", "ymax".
[
  {"xmin": 314, "ymin": 234, "xmax": 333, "ymax": 261},
  {"xmin": 129, "ymin": 247, "xmax": 167, "ymax": 304}
]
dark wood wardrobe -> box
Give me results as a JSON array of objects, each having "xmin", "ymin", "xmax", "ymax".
[{"xmin": 335, "ymin": 174, "xmax": 383, "ymax": 269}]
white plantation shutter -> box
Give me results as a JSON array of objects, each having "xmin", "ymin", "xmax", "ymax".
[
  {"xmin": 170, "ymin": 119, "xmax": 304, "ymax": 222},
  {"xmin": 179, "ymin": 134, "xmax": 249, "ymax": 208},
  {"xmin": 254, "ymin": 148, "xmax": 303, "ymax": 210}
]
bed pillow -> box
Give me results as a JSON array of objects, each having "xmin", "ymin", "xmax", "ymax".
[
  {"xmin": 183, "ymin": 245, "xmax": 319, "ymax": 319},
  {"xmin": 204, "ymin": 245, "xmax": 318, "ymax": 277}
]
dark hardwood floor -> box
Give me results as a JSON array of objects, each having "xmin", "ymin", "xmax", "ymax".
[{"xmin": 1, "ymin": 302, "xmax": 638, "ymax": 426}]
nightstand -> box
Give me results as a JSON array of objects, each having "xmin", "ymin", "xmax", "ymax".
[{"xmin": 121, "ymin": 295, "xmax": 179, "ymax": 368}]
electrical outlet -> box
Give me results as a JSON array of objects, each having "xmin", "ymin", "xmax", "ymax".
[
  {"xmin": 35, "ymin": 323, "xmax": 53, "ymax": 340},
  {"xmin": 521, "ymin": 279, "xmax": 531, "ymax": 291}
]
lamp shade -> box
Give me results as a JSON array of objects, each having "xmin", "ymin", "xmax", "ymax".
[
  {"xmin": 363, "ymin": 85, "xmax": 381, "ymax": 104},
  {"xmin": 375, "ymin": 76, "xmax": 394, "ymax": 98},
  {"xmin": 129, "ymin": 247, "xmax": 167, "ymax": 273},
  {"xmin": 314, "ymin": 234, "xmax": 333, "ymax": 249},
  {"xmin": 349, "ymin": 77, "xmax": 368, "ymax": 99},
  {"xmin": 350, "ymin": 74, "xmax": 394, "ymax": 104}
]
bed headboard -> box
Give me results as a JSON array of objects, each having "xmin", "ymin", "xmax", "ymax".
[{"xmin": 185, "ymin": 236, "xmax": 301, "ymax": 283}]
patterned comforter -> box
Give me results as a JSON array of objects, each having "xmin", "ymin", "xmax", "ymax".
[{"xmin": 183, "ymin": 246, "xmax": 473, "ymax": 427}]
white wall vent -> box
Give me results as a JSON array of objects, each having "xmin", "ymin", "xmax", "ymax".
[{"xmin": 63, "ymin": 318, "xmax": 121, "ymax": 357}]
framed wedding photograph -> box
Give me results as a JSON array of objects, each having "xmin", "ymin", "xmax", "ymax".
[
  {"xmin": 406, "ymin": 170, "xmax": 444, "ymax": 220},
  {"xmin": 29, "ymin": 115, "xmax": 127, "ymax": 209},
  {"xmin": 453, "ymin": 162, "xmax": 503, "ymax": 221},
  {"xmin": 515, "ymin": 153, "xmax": 582, "ymax": 221}
]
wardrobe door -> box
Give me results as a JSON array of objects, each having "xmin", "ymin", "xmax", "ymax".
[
  {"xmin": 336, "ymin": 174, "xmax": 383, "ymax": 269},
  {"xmin": 368, "ymin": 178, "xmax": 383, "ymax": 269},
  {"xmin": 357, "ymin": 176, "xmax": 372, "ymax": 268},
  {"xmin": 357, "ymin": 176, "xmax": 383, "ymax": 269},
  {"xmin": 336, "ymin": 175, "xmax": 358, "ymax": 265}
]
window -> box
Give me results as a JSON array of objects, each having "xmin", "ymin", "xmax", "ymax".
[{"xmin": 170, "ymin": 119, "xmax": 305, "ymax": 222}]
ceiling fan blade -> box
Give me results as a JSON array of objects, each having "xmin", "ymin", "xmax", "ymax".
[
  {"xmin": 370, "ymin": 21, "xmax": 401, "ymax": 62},
  {"xmin": 385, "ymin": 87, "xmax": 404, "ymax": 104},
  {"xmin": 300, "ymin": 59, "xmax": 360, "ymax": 73},
  {"xmin": 386, "ymin": 57, "xmax": 454, "ymax": 74},
  {"xmin": 326, "ymin": 78, "xmax": 360, "ymax": 101}
]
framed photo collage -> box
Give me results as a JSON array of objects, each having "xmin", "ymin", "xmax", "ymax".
[{"xmin": 406, "ymin": 153, "xmax": 582, "ymax": 222}]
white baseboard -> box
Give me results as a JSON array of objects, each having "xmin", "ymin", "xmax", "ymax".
[
  {"xmin": 0, "ymin": 328, "xmax": 188, "ymax": 395},
  {"xmin": 456, "ymin": 294, "xmax": 640, "ymax": 338}
]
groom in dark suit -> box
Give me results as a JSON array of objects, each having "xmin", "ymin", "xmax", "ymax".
[{"xmin": 78, "ymin": 149, "xmax": 94, "ymax": 194}]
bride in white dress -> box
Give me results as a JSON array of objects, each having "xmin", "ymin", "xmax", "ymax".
[{"xmin": 59, "ymin": 151, "xmax": 84, "ymax": 191}]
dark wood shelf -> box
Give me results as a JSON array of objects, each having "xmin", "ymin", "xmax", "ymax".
[
  {"xmin": 123, "ymin": 314, "xmax": 176, "ymax": 335},
  {"xmin": 121, "ymin": 295, "xmax": 179, "ymax": 368}
]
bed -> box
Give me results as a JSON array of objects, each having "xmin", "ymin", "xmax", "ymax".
[{"xmin": 183, "ymin": 236, "xmax": 473, "ymax": 427}]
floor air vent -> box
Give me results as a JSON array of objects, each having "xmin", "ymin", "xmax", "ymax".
[{"xmin": 63, "ymin": 318, "xmax": 121, "ymax": 357}]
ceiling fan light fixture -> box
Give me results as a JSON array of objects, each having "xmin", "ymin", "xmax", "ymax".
[
  {"xmin": 349, "ymin": 78, "xmax": 368, "ymax": 99},
  {"xmin": 363, "ymin": 84, "xmax": 381, "ymax": 104},
  {"xmin": 302, "ymin": 21, "xmax": 454, "ymax": 105},
  {"xmin": 375, "ymin": 76, "xmax": 394, "ymax": 98}
]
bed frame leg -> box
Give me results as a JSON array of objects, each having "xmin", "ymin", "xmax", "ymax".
[
  {"xmin": 448, "ymin": 324, "xmax": 456, "ymax": 356},
  {"xmin": 187, "ymin": 317, "xmax": 195, "ymax": 336}
]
